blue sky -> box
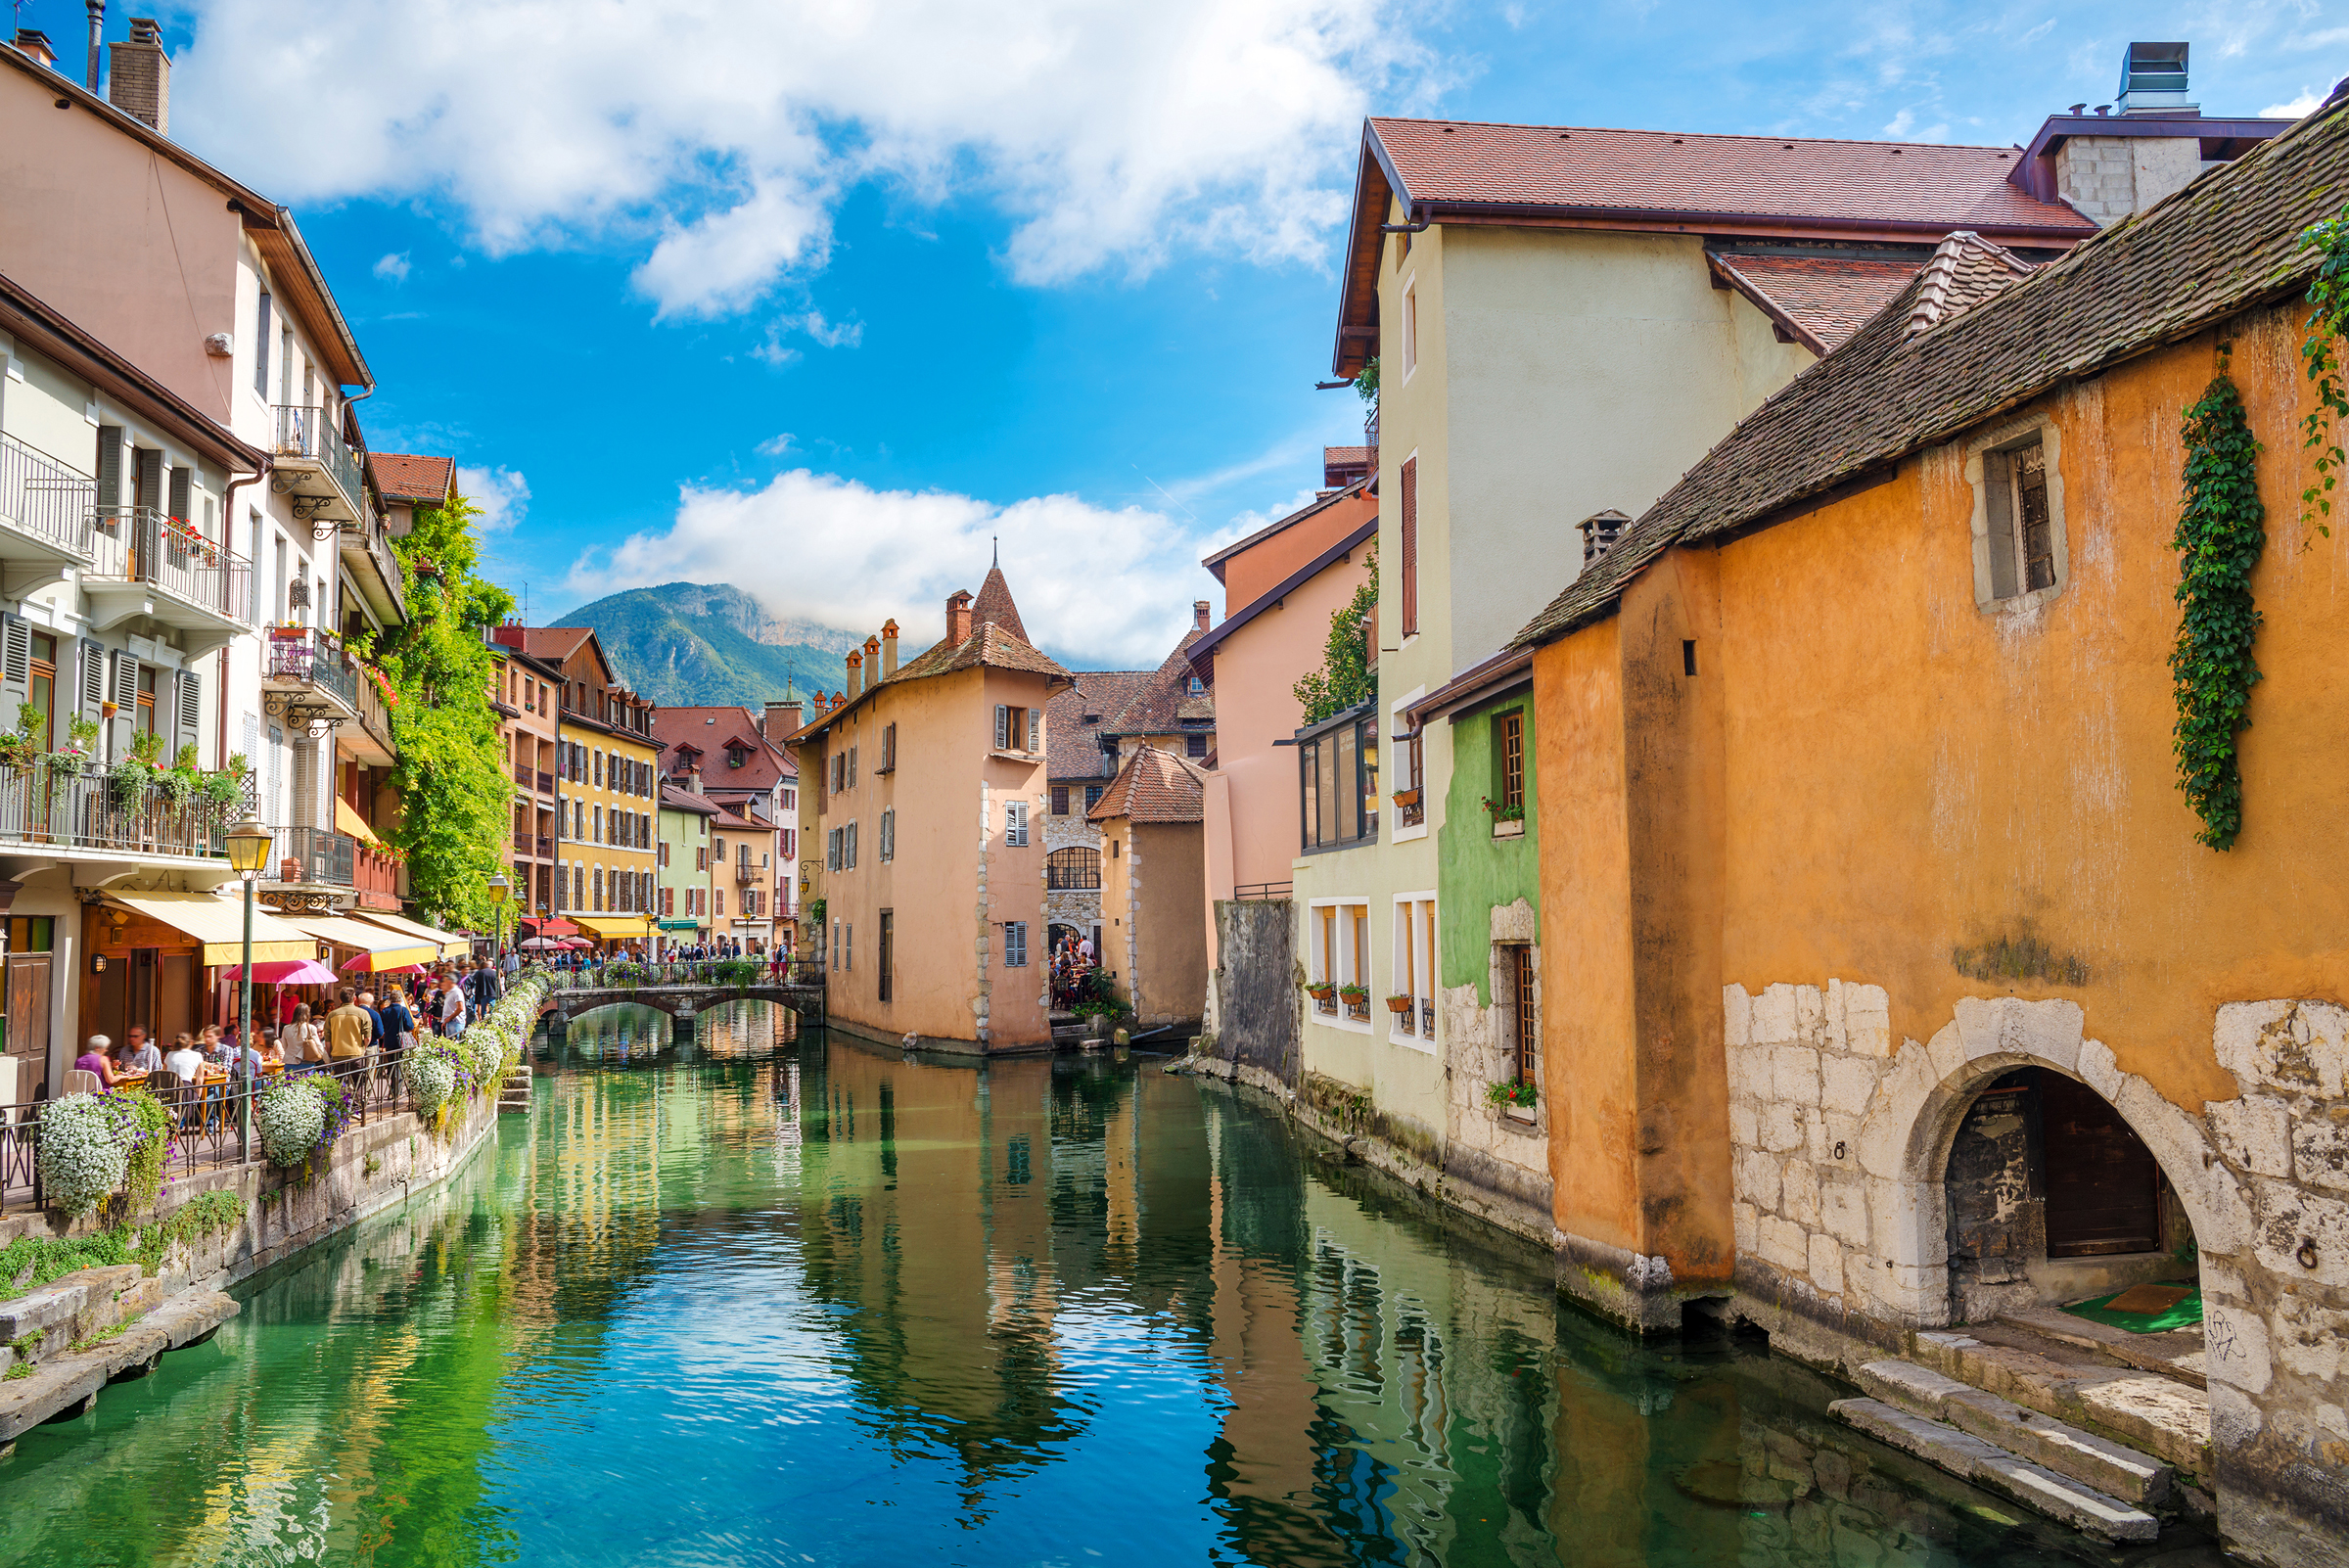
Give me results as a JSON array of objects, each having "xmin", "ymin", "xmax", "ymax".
[{"xmin": 56, "ymin": 0, "xmax": 2349, "ymax": 667}]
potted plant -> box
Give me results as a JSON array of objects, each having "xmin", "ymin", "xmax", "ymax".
[
  {"xmin": 1486, "ymin": 1080, "xmax": 1538, "ymax": 1111},
  {"xmin": 1304, "ymin": 978, "xmax": 1336, "ymax": 1014},
  {"xmin": 1384, "ymin": 992, "xmax": 1413, "ymax": 1014},
  {"xmin": 1337, "ymin": 983, "xmax": 1369, "ymax": 1018}
]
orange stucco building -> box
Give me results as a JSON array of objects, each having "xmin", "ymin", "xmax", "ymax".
[
  {"xmin": 795, "ymin": 568, "xmax": 1072, "ymax": 1052},
  {"xmin": 1514, "ymin": 104, "xmax": 2349, "ymax": 1561}
]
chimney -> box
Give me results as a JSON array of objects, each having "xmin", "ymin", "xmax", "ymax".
[
  {"xmin": 830, "ymin": 690, "xmax": 844, "ymax": 712},
  {"xmin": 1578, "ymin": 509, "xmax": 1631, "ymax": 565},
  {"xmin": 846, "ymin": 647, "xmax": 863, "ymax": 701},
  {"xmin": 491, "ymin": 623, "xmax": 526, "ymax": 650},
  {"xmin": 1192, "ymin": 599, "xmax": 1210, "ymax": 631},
  {"xmin": 107, "ymin": 16, "xmax": 168, "ymax": 134},
  {"xmin": 944, "ymin": 589, "xmax": 973, "ymax": 647},
  {"xmin": 689, "ymin": 767, "xmax": 703, "ymax": 796},
  {"xmin": 2116, "ymin": 41, "xmax": 2193, "ymax": 115},
  {"xmin": 83, "ymin": 0, "xmax": 101, "ymax": 92},
  {"xmin": 764, "ymin": 698, "xmax": 803, "ymax": 739},
  {"xmin": 13, "ymin": 29, "xmax": 58, "ymax": 69},
  {"xmin": 881, "ymin": 619, "xmax": 899, "ymax": 678},
  {"xmin": 862, "ymin": 634, "xmax": 881, "ymax": 688}
]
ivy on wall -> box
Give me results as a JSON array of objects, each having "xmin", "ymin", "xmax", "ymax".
[
  {"xmin": 2296, "ymin": 208, "xmax": 2349, "ymax": 536},
  {"xmin": 2170, "ymin": 372, "xmax": 2266, "ymax": 851},
  {"xmin": 375, "ymin": 492, "xmax": 518, "ymax": 928}
]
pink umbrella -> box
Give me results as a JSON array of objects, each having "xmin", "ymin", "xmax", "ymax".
[{"xmin": 220, "ymin": 958, "xmax": 340, "ymax": 985}]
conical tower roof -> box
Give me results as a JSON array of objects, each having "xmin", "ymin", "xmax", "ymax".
[{"xmin": 971, "ymin": 560, "xmax": 1028, "ymax": 644}]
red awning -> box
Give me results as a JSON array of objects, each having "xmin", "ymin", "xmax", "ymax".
[{"xmin": 520, "ymin": 918, "xmax": 581, "ymax": 940}]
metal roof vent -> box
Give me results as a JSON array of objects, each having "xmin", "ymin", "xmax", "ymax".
[
  {"xmin": 2117, "ymin": 42, "xmax": 2194, "ymax": 116},
  {"xmin": 1578, "ymin": 510, "xmax": 1631, "ymax": 565}
]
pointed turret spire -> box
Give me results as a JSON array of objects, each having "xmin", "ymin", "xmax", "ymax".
[{"xmin": 971, "ymin": 555, "xmax": 1028, "ymax": 644}]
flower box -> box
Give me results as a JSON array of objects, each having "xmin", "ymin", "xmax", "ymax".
[{"xmin": 1383, "ymin": 994, "xmax": 1412, "ymax": 1013}]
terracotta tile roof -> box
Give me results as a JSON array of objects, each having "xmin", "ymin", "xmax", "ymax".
[
  {"xmin": 971, "ymin": 564, "xmax": 1028, "ymax": 644},
  {"xmin": 1370, "ymin": 118, "xmax": 2093, "ymax": 237},
  {"xmin": 1047, "ymin": 671, "xmax": 1152, "ymax": 780},
  {"xmin": 1202, "ymin": 478, "xmax": 1368, "ymax": 580},
  {"xmin": 1087, "ymin": 745, "xmax": 1206, "ymax": 825},
  {"xmin": 1901, "ymin": 232, "xmax": 2038, "ymax": 336},
  {"xmin": 1102, "ymin": 628, "xmax": 1212, "ymax": 737},
  {"xmin": 651, "ymin": 707, "xmax": 797, "ymax": 788},
  {"xmin": 799, "ymin": 619, "xmax": 1073, "ymax": 745},
  {"xmin": 660, "ymin": 783, "xmax": 722, "ymax": 816},
  {"xmin": 1322, "ymin": 446, "xmax": 1373, "ymax": 486},
  {"xmin": 1708, "ymin": 254, "xmax": 1924, "ymax": 352},
  {"xmin": 368, "ymin": 452, "xmax": 456, "ymax": 505},
  {"xmin": 1513, "ymin": 97, "xmax": 2349, "ymax": 651}
]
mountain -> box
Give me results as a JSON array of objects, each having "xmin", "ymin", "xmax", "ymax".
[{"xmin": 562, "ymin": 582, "xmax": 863, "ymax": 710}]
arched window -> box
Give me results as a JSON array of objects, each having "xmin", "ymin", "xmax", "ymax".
[{"xmin": 1046, "ymin": 847, "xmax": 1101, "ymax": 891}]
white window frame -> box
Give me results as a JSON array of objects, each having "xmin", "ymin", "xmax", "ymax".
[
  {"xmin": 1005, "ymin": 800, "xmax": 1028, "ymax": 848},
  {"xmin": 1399, "ymin": 273, "xmax": 1418, "ymax": 386},
  {"xmin": 1390, "ymin": 683, "xmax": 1428, "ymax": 844},
  {"xmin": 1389, "ymin": 892, "xmax": 1437, "ymax": 1052},
  {"xmin": 1003, "ymin": 919, "xmax": 1029, "ymax": 968},
  {"xmin": 1306, "ymin": 896, "xmax": 1374, "ymax": 1036},
  {"xmin": 879, "ymin": 807, "xmax": 895, "ymax": 862}
]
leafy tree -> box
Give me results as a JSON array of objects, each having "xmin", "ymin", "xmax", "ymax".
[
  {"xmin": 373, "ymin": 491, "xmax": 516, "ymax": 929},
  {"xmin": 1293, "ymin": 545, "xmax": 1378, "ymax": 724}
]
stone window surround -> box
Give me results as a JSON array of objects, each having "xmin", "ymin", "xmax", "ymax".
[
  {"xmin": 1962, "ymin": 413, "xmax": 2070, "ymax": 617},
  {"xmin": 1306, "ymin": 896, "xmax": 1374, "ymax": 1036},
  {"xmin": 1489, "ymin": 936, "xmax": 1540, "ymax": 1130},
  {"xmin": 1725, "ymin": 977, "xmax": 2349, "ymax": 1536}
]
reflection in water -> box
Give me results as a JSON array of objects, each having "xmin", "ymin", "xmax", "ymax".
[{"xmin": 0, "ymin": 1009, "xmax": 2221, "ymax": 1566}]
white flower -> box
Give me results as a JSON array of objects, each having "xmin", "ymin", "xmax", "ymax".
[
  {"xmin": 403, "ymin": 1049, "xmax": 457, "ymax": 1115},
  {"xmin": 255, "ymin": 1080, "xmax": 326, "ymax": 1167},
  {"xmin": 38, "ymin": 1094, "xmax": 129, "ymax": 1218}
]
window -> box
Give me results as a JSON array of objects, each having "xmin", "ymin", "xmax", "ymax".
[
  {"xmin": 1309, "ymin": 899, "xmax": 1372, "ymax": 1025},
  {"xmin": 995, "ymin": 705, "xmax": 1023, "ymax": 751},
  {"xmin": 594, "ymin": 750, "xmax": 603, "ymax": 789},
  {"xmin": 1004, "ymin": 801, "xmax": 1028, "ymax": 848},
  {"xmin": 1186, "ymin": 733, "xmax": 1208, "ymax": 759},
  {"xmin": 1392, "ymin": 895, "xmax": 1437, "ymax": 1046},
  {"xmin": 845, "ymin": 922, "xmax": 852, "ymax": 972},
  {"xmin": 879, "ymin": 807, "xmax": 895, "ymax": 862},
  {"xmin": 1003, "ymin": 920, "xmax": 1028, "ymax": 968},
  {"xmin": 1400, "ymin": 277, "xmax": 1417, "ymax": 382},
  {"xmin": 1298, "ymin": 711, "xmax": 1379, "ymax": 852},
  {"xmin": 831, "ymin": 920, "xmax": 841, "ymax": 971},
  {"xmin": 848, "ymin": 746, "xmax": 857, "ymax": 788},
  {"xmin": 1046, "ymin": 847, "xmax": 1100, "ymax": 890},
  {"xmin": 878, "ymin": 910, "xmax": 894, "ymax": 1002},
  {"xmin": 253, "ymin": 290, "xmax": 271, "ymax": 396},
  {"xmin": 23, "ymin": 632, "xmax": 54, "ymax": 751},
  {"xmin": 1510, "ymin": 945, "xmax": 1538, "ymax": 1093},
  {"xmin": 1051, "ymin": 785, "xmax": 1070, "ymax": 816},
  {"xmin": 1497, "ymin": 710, "xmax": 1524, "ymax": 811},
  {"xmin": 1399, "ymin": 454, "xmax": 1418, "ymax": 638},
  {"xmin": 1084, "ymin": 784, "xmax": 1103, "ymax": 812},
  {"xmin": 715, "ymin": 889, "xmax": 725, "ymax": 915},
  {"xmin": 1974, "ymin": 430, "xmax": 2065, "ymax": 607},
  {"xmin": 1187, "ymin": 676, "xmax": 1205, "ymax": 695},
  {"xmin": 592, "ymin": 866, "xmax": 605, "ymax": 912},
  {"xmin": 846, "ymin": 820, "xmax": 857, "ymax": 868},
  {"xmin": 879, "ymin": 723, "xmax": 897, "ymax": 773}
]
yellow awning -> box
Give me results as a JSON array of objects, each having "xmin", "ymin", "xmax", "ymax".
[
  {"xmin": 288, "ymin": 914, "xmax": 437, "ymax": 968},
  {"xmin": 106, "ymin": 890, "xmax": 318, "ymax": 968},
  {"xmin": 333, "ymin": 797, "xmax": 382, "ymax": 848},
  {"xmin": 573, "ymin": 914, "xmax": 656, "ymax": 940},
  {"xmin": 349, "ymin": 909, "xmax": 471, "ymax": 958}
]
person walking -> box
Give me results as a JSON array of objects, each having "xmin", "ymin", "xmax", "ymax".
[
  {"xmin": 327, "ymin": 988, "xmax": 371, "ymax": 1062},
  {"xmin": 381, "ymin": 987, "xmax": 416, "ymax": 1063},
  {"xmin": 281, "ymin": 1003, "xmax": 324, "ymax": 1071},
  {"xmin": 438, "ymin": 973, "xmax": 468, "ymax": 1039}
]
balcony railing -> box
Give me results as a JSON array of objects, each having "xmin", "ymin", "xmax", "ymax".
[
  {"xmin": 537, "ymin": 770, "xmax": 554, "ymax": 795},
  {"xmin": 0, "ymin": 759, "xmax": 229, "ymax": 858},
  {"xmin": 734, "ymin": 860, "xmax": 758, "ymax": 885},
  {"xmin": 0, "ymin": 431, "xmax": 96, "ymax": 559},
  {"xmin": 514, "ymin": 763, "xmax": 533, "ymax": 788},
  {"xmin": 87, "ymin": 507, "xmax": 252, "ymax": 621},
  {"xmin": 269, "ymin": 824, "xmax": 355, "ymax": 889},
  {"xmin": 272, "ymin": 405, "xmax": 365, "ymax": 517},
  {"xmin": 353, "ymin": 842, "xmax": 400, "ymax": 903},
  {"xmin": 264, "ymin": 627, "xmax": 360, "ymax": 711}
]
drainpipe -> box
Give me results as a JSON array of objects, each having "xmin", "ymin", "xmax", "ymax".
[
  {"xmin": 218, "ymin": 456, "xmax": 269, "ymax": 770},
  {"xmin": 83, "ymin": 0, "xmax": 101, "ymax": 92}
]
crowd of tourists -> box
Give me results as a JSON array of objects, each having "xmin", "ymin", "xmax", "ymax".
[{"xmin": 1049, "ymin": 931, "xmax": 1098, "ymax": 1008}]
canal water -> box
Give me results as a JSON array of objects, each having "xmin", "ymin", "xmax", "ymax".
[{"xmin": 0, "ymin": 1004, "xmax": 2218, "ymax": 1567}]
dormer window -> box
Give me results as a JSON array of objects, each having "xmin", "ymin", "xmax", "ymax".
[{"xmin": 1187, "ymin": 676, "xmax": 1205, "ymax": 695}]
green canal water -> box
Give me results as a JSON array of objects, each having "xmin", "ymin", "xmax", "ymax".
[{"xmin": 0, "ymin": 1004, "xmax": 2218, "ymax": 1567}]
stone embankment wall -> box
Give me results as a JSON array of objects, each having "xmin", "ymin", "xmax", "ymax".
[
  {"xmin": 0, "ymin": 1088, "xmax": 507, "ymax": 1444},
  {"xmin": 1440, "ymin": 897, "xmax": 1553, "ymax": 1246},
  {"xmin": 1191, "ymin": 899, "xmax": 1300, "ymax": 1096},
  {"xmin": 1723, "ymin": 978, "xmax": 2349, "ymax": 1567}
]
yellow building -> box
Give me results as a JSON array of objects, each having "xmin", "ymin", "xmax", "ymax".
[{"xmin": 515, "ymin": 627, "xmax": 660, "ymax": 947}]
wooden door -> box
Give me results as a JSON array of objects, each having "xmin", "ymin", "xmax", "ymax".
[
  {"xmin": 2040, "ymin": 1070, "xmax": 2162, "ymax": 1257},
  {"xmin": 7, "ymin": 953, "xmax": 48, "ymax": 1094}
]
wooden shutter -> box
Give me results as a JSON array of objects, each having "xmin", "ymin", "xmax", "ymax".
[
  {"xmin": 1983, "ymin": 448, "xmax": 2019, "ymax": 601},
  {"xmin": 0, "ymin": 617, "xmax": 27, "ymax": 726},
  {"xmin": 78, "ymin": 639, "xmax": 105, "ymax": 718},
  {"xmin": 95, "ymin": 427, "xmax": 124, "ymax": 511},
  {"xmin": 175, "ymin": 669, "xmax": 202, "ymax": 760},
  {"xmin": 1399, "ymin": 455, "xmax": 1418, "ymax": 637},
  {"xmin": 254, "ymin": 292, "xmax": 272, "ymax": 396},
  {"xmin": 994, "ymin": 706, "xmax": 1008, "ymax": 750},
  {"xmin": 134, "ymin": 451, "xmax": 161, "ymax": 513},
  {"xmin": 1028, "ymin": 709, "xmax": 1042, "ymax": 755},
  {"xmin": 167, "ymin": 465, "xmax": 192, "ymax": 525}
]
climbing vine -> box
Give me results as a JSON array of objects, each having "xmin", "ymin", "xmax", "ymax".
[
  {"xmin": 1293, "ymin": 545, "xmax": 1379, "ymax": 725},
  {"xmin": 2170, "ymin": 372, "xmax": 2266, "ymax": 851},
  {"xmin": 2296, "ymin": 207, "xmax": 2349, "ymax": 537}
]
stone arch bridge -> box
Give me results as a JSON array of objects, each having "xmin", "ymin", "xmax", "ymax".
[{"xmin": 537, "ymin": 979, "xmax": 826, "ymax": 1032}]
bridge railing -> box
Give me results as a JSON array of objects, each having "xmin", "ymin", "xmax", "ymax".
[{"xmin": 535, "ymin": 960, "xmax": 823, "ymax": 992}]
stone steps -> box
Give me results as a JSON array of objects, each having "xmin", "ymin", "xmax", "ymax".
[
  {"xmin": 1997, "ymin": 1304, "xmax": 2206, "ymax": 1390},
  {"xmin": 1830, "ymin": 1396, "xmax": 2159, "ymax": 1543},
  {"xmin": 0, "ymin": 1280, "xmax": 238, "ymax": 1445},
  {"xmin": 497, "ymin": 1061, "xmax": 533, "ymax": 1114},
  {"xmin": 1912, "ymin": 1322, "xmax": 2211, "ymax": 1479},
  {"xmin": 1856, "ymin": 1358, "xmax": 2172, "ymax": 1506}
]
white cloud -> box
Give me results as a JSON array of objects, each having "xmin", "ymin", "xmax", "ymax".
[
  {"xmin": 757, "ymin": 433, "xmax": 798, "ymax": 458},
  {"xmin": 802, "ymin": 310, "xmax": 864, "ymax": 349},
  {"xmin": 562, "ymin": 469, "xmax": 1213, "ymax": 667},
  {"xmin": 170, "ymin": 0, "xmax": 1432, "ymax": 318},
  {"xmin": 2263, "ymin": 88, "xmax": 2326, "ymax": 118},
  {"xmin": 372, "ymin": 251, "xmax": 411, "ymax": 283},
  {"xmin": 458, "ymin": 465, "xmax": 531, "ymax": 533}
]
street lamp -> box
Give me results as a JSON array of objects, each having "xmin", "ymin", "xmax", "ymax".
[
  {"xmin": 487, "ymin": 871, "xmax": 512, "ymax": 976},
  {"xmin": 224, "ymin": 815, "xmax": 275, "ymax": 1160}
]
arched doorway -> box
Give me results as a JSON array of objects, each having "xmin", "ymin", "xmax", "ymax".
[{"xmin": 1943, "ymin": 1066, "xmax": 2194, "ymax": 1323}]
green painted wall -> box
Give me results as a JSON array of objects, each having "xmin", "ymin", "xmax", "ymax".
[{"xmin": 1439, "ymin": 691, "xmax": 1540, "ymax": 1005}]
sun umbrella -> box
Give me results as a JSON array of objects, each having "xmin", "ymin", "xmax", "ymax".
[
  {"xmin": 517, "ymin": 936, "xmax": 565, "ymax": 951},
  {"xmin": 220, "ymin": 958, "xmax": 340, "ymax": 985},
  {"xmin": 560, "ymin": 937, "xmax": 595, "ymax": 950}
]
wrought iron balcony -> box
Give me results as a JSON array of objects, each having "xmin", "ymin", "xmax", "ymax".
[
  {"xmin": 84, "ymin": 507, "xmax": 253, "ymax": 648},
  {"xmin": 0, "ymin": 758, "xmax": 230, "ymax": 859},
  {"xmin": 734, "ymin": 859, "xmax": 758, "ymax": 885},
  {"xmin": 0, "ymin": 431, "xmax": 97, "ymax": 576},
  {"xmin": 263, "ymin": 627, "xmax": 360, "ymax": 713},
  {"xmin": 265, "ymin": 824, "xmax": 355, "ymax": 890},
  {"xmin": 269, "ymin": 405, "xmax": 365, "ymax": 526},
  {"xmin": 349, "ymin": 661, "xmax": 396, "ymax": 767}
]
